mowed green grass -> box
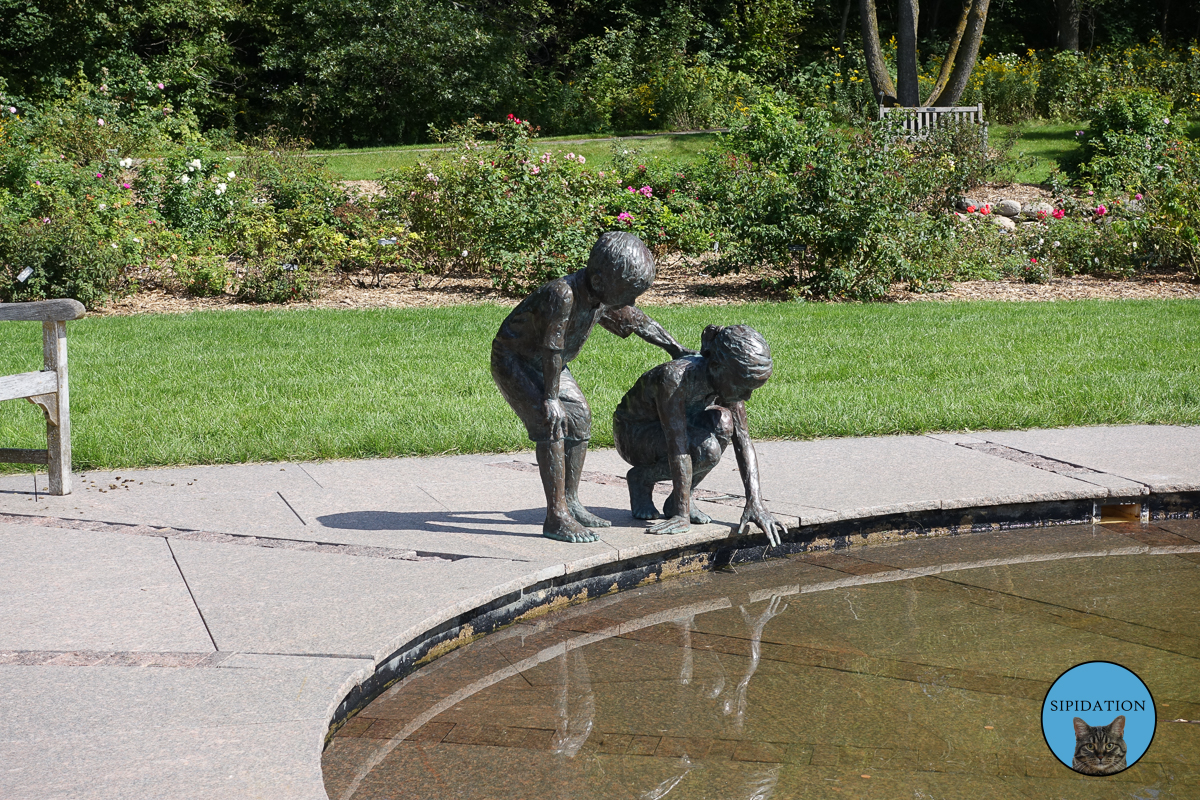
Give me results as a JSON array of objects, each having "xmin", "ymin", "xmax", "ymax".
[
  {"xmin": 317, "ymin": 132, "xmax": 723, "ymax": 181},
  {"xmin": 992, "ymin": 122, "xmax": 1082, "ymax": 184},
  {"xmin": 316, "ymin": 121, "xmax": 1200, "ymax": 182},
  {"xmin": 1, "ymin": 301, "xmax": 1197, "ymax": 471}
]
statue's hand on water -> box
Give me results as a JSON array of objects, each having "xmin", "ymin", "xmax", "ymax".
[
  {"xmin": 648, "ymin": 514, "xmax": 691, "ymax": 535},
  {"xmin": 738, "ymin": 501, "xmax": 781, "ymax": 547}
]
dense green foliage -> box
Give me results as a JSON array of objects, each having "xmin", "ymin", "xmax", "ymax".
[
  {"xmin": 2, "ymin": 85, "xmax": 1197, "ymax": 308},
  {"xmin": 3, "ymin": 0, "xmax": 1199, "ymax": 145},
  {"xmin": 0, "ymin": 301, "xmax": 1196, "ymax": 469},
  {"xmin": 955, "ymin": 42, "xmax": 1200, "ymax": 125}
]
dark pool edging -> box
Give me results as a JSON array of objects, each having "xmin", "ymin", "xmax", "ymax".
[{"xmin": 325, "ymin": 490, "xmax": 1200, "ymax": 743}]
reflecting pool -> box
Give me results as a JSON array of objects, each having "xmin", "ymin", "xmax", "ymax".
[{"xmin": 323, "ymin": 520, "xmax": 1200, "ymax": 799}]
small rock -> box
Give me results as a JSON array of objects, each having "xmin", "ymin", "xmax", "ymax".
[
  {"xmin": 991, "ymin": 215, "xmax": 1017, "ymax": 231},
  {"xmin": 998, "ymin": 199, "xmax": 1021, "ymax": 217},
  {"xmin": 1021, "ymin": 201, "xmax": 1054, "ymax": 219},
  {"xmin": 956, "ymin": 197, "xmax": 981, "ymax": 212}
]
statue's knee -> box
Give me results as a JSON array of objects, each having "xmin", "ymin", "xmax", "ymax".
[
  {"xmin": 712, "ymin": 406, "xmax": 733, "ymax": 438},
  {"xmin": 694, "ymin": 436, "xmax": 724, "ymax": 470}
]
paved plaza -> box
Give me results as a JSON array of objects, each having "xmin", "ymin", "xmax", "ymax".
[{"xmin": 1, "ymin": 425, "xmax": 1197, "ymax": 799}]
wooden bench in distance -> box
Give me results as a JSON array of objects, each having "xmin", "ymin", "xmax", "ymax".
[
  {"xmin": 0, "ymin": 299, "xmax": 86, "ymax": 495},
  {"xmin": 879, "ymin": 103, "xmax": 988, "ymax": 151}
]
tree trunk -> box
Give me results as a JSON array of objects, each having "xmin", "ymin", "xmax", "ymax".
[
  {"xmin": 839, "ymin": 0, "xmax": 853, "ymax": 50},
  {"xmin": 926, "ymin": 0, "xmax": 990, "ymax": 107},
  {"xmin": 1056, "ymin": 0, "xmax": 1080, "ymax": 50},
  {"xmin": 897, "ymin": 0, "xmax": 920, "ymax": 106},
  {"xmin": 859, "ymin": 0, "xmax": 897, "ymax": 106},
  {"xmin": 923, "ymin": 0, "xmax": 971, "ymax": 105}
]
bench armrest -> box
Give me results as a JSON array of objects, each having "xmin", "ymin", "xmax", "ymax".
[{"xmin": 0, "ymin": 299, "xmax": 87, "ymax": 322}]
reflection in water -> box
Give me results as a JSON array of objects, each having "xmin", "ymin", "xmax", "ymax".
[
  {"xmin": 641, "ymin": 756, "xmax": 700, "ymax": 800},
  {"xmin": 551, "ymin": 649, "xmax": 595, "ymax": 757},
  {"xmin": 324, "ymin": 521, "xmax": 1200, "ymax": 800},
  {"xmin": 629, "ymin": 595, "xmax": 789, "ymax": 800},
  {"xmin": 675, "ymin": 616, "xmax": 694, "ymax": 686},
  {"xmin": 725, "ymin": 596, "xmax": 788, "ymax": 733}
]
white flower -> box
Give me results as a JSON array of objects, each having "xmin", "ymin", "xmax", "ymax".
[
  {"xmin": 97, "ymin": 118, "xmax": 105, "ymax": 126},
  {"xmin": 190, "ymin": 158, "xmax": 202, "ymax": 170},
  {"xmin": 133, "ymin": 238, "xmax": 141, "ymax": 243},
  {"xmin": 98, "ymin": 203, "xmax": 106, "ymax": 210},
  {"xmin": 425, "ymin": 172, "xmax": 439, "ymax": 183},
  {"xmin": 217, "ymin": 182, "xmax": 227, "ymax": 192},
  {"xmin": 179, "ymin": 175, "xmax": 190, "ymax": 184},
  {"xmin": 119, "ymin": 157, "xmax": 133, "ymax": 168},
  {"xmin": 1163, "ymin": 117, "xmax": 1170, "ymax": 124},
  {"xmin": 1052, "ymin": 241, "xmax": 1061, "ymax": 248},
  {"xmin": 578, "ymin": 156, "xmax": 585, "ymax": 164},
  {"xmin": 461, "ymin": 250, "xmax": 468, "ymax": 258},
  {"xmin": 110, "ymin": 243, "xmax": 118, "ymax": 249},
  {"xmin": 568, "ymin": 152, "xmax": 575, "ymax": 159},
  {"xmin": 227, "ymin": 171, "xmax": 235, "ymax": 179},
  {"xmin": 7, "ymin": 106, "xmax": 15, "ymax": 114}
]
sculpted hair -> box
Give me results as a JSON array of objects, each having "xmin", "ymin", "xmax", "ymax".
[
  {"xmin": 701, "ymin": 324, "xmax": 773, "ymax": 382},
  {"xmin": 586, "ymin": 231, "xmax": 656, "ymax": 293}
]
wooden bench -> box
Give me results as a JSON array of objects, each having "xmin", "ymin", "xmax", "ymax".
[
  {"xmin": 0, "ymin": 299, "xmax": 86, "ymax": 495},
  {"xmin": 879, "ymin": 103, "xmax": 988, "ymax": 151}
]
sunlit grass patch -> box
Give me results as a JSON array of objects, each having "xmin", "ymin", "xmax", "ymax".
[{"xmin": 1, "ymin": 300, "xmax": 1196, "ymax": 471}]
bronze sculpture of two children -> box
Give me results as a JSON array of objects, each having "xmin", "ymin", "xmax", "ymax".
[{"xmin": 491, "ymin": 231, "xmax": 782, "ymax": 546}]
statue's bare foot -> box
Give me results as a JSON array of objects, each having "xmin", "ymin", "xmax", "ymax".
[
  {"xmin": 567, "ymin": 498, "xmax": 611, "ymax": 528},
  {"xmin": 631, "ymin": 501, "xmax": 661, "ymax": 520},
  {"xmin": 544, "ymin": 513, "xmax": 598, "ymax": 543},
  {"xmin": 663, "ymin": 494, "xmax": 712, "ymax": 525},
  {"xmin": 627, "ymin": 467, "xmax": 661, "ymax": 520}
]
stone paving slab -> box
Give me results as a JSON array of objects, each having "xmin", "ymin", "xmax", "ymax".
[
  {"xmin": 692, "ymin": 435, "xmax": 1114, "ymax": 524},
  {"xmin": 169, "ymin": 539, "xmax": 567, "ymax": 659},
  {"xmin": 0, "ymin": 525, "xmax": 213, "ymax": 653},
  {"xmin": 0, "ymin": 424, "xmax": 1195, "ymax": 799},
  {"xmin": 0, "ymin": 657, "xmax": 368, "ymax": 800},
  {"xmin": 981, "ymin": 425, "xmax": 1200, "ymax": 493}
]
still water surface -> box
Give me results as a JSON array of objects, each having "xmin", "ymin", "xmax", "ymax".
[{"xmin": 324, "ymin": 520, "xmax": 1200, "ymax": 799}]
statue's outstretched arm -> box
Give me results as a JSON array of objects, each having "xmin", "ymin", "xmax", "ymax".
[
  {"xmin": 730, "ymin": 401, "xmax": 782, "ymax": 545},
  {"xmin": 599, "ymin": 306, "xmax": 695, "ymax": 359}
]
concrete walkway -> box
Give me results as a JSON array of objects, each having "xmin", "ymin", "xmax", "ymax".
[{"xmin": 1, "ymin": 425, "xmax": 1197, "ymax": 799}]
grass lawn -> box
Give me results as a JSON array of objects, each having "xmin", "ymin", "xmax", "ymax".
[
  {"xmin": 992, "ymin": 122, "xmax": 1081, "ymax": 184},
  {"xmin": 317, "ymin": 121, "xmax": 1200, "ymax": 184},
  {"xmin": 1, "ymin": 301, "xmax": 1197, "ymax": 471},
  {"xmin": 317, "ymin": 132, "xmax": 723, "ymax": 181}
]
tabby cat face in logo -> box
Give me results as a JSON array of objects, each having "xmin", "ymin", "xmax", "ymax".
[{"xmin": 1072, "ymin": 715, "xmax": 1127, "ymax": 775}]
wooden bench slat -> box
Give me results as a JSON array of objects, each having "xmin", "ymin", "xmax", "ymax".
[
  {"xmin": 0, "ymin": 370, "xmax": 57, "ymax": 403},
  {"xmin": 0, "ymin": 448, "xmax": 49, "ymax": 465},
  {"xmin": 0, "ymin": 299, "xmax": 87, "ymax": 322}
]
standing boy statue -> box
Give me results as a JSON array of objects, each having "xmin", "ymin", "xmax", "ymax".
[
  {"xmin": 491, "ymin": 232, "xmax": 692, "ymax": 543},
  {"xmin": 613, "ymin": 324, "xmax": 782, "ymax": 545}
]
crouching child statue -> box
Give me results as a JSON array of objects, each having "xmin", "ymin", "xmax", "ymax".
[
  {"xmin": 491, "ymin": 232, "xmax": 692, "ymax": 544},
  {"xmin": 613, "ymin": 324, "xmax": 782, "ymax": 545}
]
